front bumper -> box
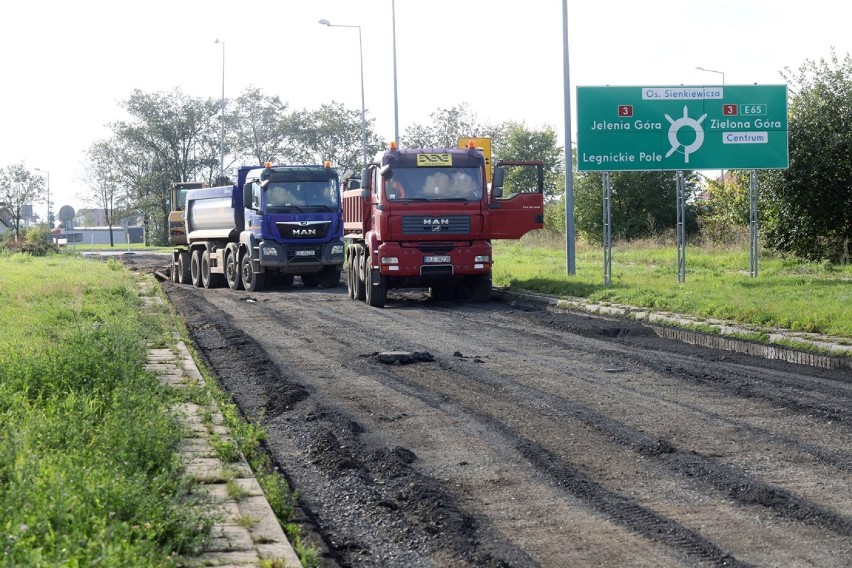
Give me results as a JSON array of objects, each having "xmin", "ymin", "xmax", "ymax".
[{"xmin": 258, "ymin": 239, "xmax": 344, "ymax": 269}]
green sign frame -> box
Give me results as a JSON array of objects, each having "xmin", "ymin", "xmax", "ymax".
[{"xmin": 577, "ymin": 85, "xmax": 788, "ymax": 171}]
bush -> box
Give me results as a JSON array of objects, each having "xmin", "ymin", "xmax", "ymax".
[{"xmin": 1, "ymin": 226, "xmax": 59, "ymax": 256}]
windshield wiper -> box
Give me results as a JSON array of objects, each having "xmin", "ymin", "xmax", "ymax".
[{"xmin": 270, "ymin": 205, "xmax": 304, "ymax": 213}]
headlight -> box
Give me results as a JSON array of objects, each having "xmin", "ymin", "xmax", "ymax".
[
  {"xmin": 474, "ymin": 255, "xmax": 490, "ymax": 262},
  {"xmin": 381, "ymin": 257, "xmax": 399, "ymax": 264},
  {"xmin": 262, "ymin": 247, "xmax": 278, "ymax": 255},
  {"xmin": 331, "ymin": 245, "xmax": 343, "ymax": 255}
]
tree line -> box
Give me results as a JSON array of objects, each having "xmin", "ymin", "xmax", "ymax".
[{"xmin": 2, "ymin": 50, "xmax": 849, "ymax": 262}]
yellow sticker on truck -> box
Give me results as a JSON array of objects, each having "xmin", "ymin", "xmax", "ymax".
[{"xmin": 416, "ymin": 153, "xmax": 452, "ymax": 167}]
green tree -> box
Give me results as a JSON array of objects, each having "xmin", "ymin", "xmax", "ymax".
[
  {"xmin": 574, "ymin": 170, "xmax": 701, "ymax": 244},
  {"xmin": 282, "ymin": 101, "xmax": 384, "ymax": 173},
  {"xmin": 232, "ymin": 86, "xmax": 291, "ymax": 166},
  {"xmin": 0, "ymin": 163, "xmax": 44, "ymax": 241},
  {"xmin": 695, "ymin": 172, "xmax": 750, "ymax": 244},
  {"xmin": 492, "ymin": 122, "xmax": 563, "ymax": 201},
  {"xmin": 760, "ymin": 50, "xmax": 852, "ymax": 263},
  {"xmin": 107, "ymin": 89, "xmax": 221, "ymax": 245},
  {"xmin": 402, "ymin": 103, "xmax": 485, "ymax": 149},
  {"xmin": 83, "ymin": 140, "xmax": 129, "ymax": 247}
]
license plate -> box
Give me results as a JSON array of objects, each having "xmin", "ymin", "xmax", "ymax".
[
  {"xmin": 295, "ymin": 250, "xmax": 314, "ymax": 257},
  {"xmin": 424, "ymin": 255, "xmax": 451, "ymax": 263}
]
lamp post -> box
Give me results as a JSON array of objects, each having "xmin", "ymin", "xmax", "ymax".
[
  {"xmin": 319, "ymin": 18, "xmax": 367, "ymax": 166},
  {"xmin": 696, "ymin": 66, "xmax": 726, "ymax": 187},
  {"xmin": 562, "ymin": 0, "xmax": 575, "ymax": 276},
  {"xmin": 35, "ymin": 167, "xmax": 50, "ymax": 228},
  {"xmin": 214, "ymin": 38, "xmax": 225, "ymax": 179},
  {"xmin": 392, "ymin": 0, "xmax": 399, "ymax": 143},
  {"xmin": 695, "ymin": 66, "xmax": 725, "ymax": 85}
]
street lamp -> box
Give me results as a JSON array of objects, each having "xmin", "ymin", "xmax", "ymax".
[
  {"xmin": 35, "ymin": 168, "xmax": 50, "ymax": 228},
  {"xmin": 319, "ymin": 18, "xmax": 368, "ymax": 166},
  {"xmin": 392, "ymin": 0, "xmax": 399, "ymax": 143},
  {"xmin": 214, "ymin": 38, "xmax": 225, "ymax": 179},
  {"xmin": 696, "ymin": 66, "xmax": 725, "ymax": 85},
  {"xmin": 696, "ymin": 66, "xmax": 726, "ymax": 186}
]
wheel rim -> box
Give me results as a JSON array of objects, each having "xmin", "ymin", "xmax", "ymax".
[
  {"xmin": 226, "ymin": 249, "xmax": 238, "ymax": 287},
  {"xmin": 241, "ymin": 255, "xmax": 253, "ymax": 287}
]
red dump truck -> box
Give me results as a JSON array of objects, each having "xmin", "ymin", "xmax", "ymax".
[{"xmin": 342, "ymin": 142, "xmax": 544, "ymax": 307}]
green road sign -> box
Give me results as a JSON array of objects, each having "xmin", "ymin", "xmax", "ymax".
[{"xmin": 577, "ymin": 85, "xmax": 788, "ymax": 171}]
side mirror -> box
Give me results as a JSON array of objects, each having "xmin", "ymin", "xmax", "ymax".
[
  {"xmin": 360, "ymin": 167, "xmax": 372, "ymax": 190},
  {"xmin": 243, "ymin": 185, "xmax": 253, "ymax": 209},
  {"xmin": 359, "ymin": 188, "xmax": 370, "ymax": 199},
  {"xmin": 492, "ymin": 167, "xmax": 505, "ymax": 198},
  {"xmin": 379, "ymin": 164, "xmax": 392, "ymax": 179}
]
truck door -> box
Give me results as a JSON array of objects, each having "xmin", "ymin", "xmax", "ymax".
[
  {"xmin": 489, "ymin": 193, "xmax": 544, "ymax": 239},
  {"xmin": 488, "ymin": 161, "xmax": 544, "ymax": 240}
]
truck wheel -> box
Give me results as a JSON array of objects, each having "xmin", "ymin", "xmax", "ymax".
[
  {"xmin": 355, "ymin": 248, "xmax": 366, "ymax": 301},
  {"xmin": 201, "ymin": 250, "xmax": 223, "ymax": 289},
  {"xmin": 178, "ymin": 251, "xmax": 191, "ymax": 284},
  {"xmin": 346, "ymin": 250, "xmax": 356, "ymax": 299},
  {"xmin": 429, "ymin": 284, "xmax": 453, "ymax": 301},
  {"xmin": 170, "ymin": 257, "xmax": 178, "ymax": 282},
  {"xmin": 190, "ymin": 249, "xmax": 203, "ymax": 287},
  {"xmin": 240, "ymin": 249, "xmax": 265, "ymax": 292},
  {"xmin": 225, "ymin": 246, "xmax": 242, "ymax": 290},
  {"xmin": 365, "ymin": 258, "xmax": 387, "ymax": 308},
  {"xmin": 301, "ymin": 273, "xmax": 320, "ymax": 288},
  {"xmin": 318, "ymin": 265, "xmax": 341, "ymax": 288},
  {"xmin": 468, "ymin": 273, "xmax": 492, "ymax": 303}
]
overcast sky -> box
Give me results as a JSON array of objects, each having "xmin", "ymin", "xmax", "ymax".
[{"xmin": 1, "ymin": 0, "xmax": 848, "ymax": 219}]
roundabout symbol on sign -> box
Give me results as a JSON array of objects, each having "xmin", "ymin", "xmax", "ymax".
[{"xmin": 665, "ymin": 105, "xmax": 707, "ymax": 164}]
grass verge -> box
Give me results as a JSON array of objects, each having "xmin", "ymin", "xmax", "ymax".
[
  {"xmin": 493, "ymin": 232, "xmax": 852, "ymax": 340},
  {"xmin": 0, "ymin": 253, "xmax": 211, "ymax": 566}
]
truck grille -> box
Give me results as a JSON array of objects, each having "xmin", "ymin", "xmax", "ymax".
[
  {"xmin": 286, "ymin": 246, "xmax": 324, "ymax": 263},
  {"xmin": 420, "ymin": 265, "xmax": 454, "ymax": 277},
  {"xmin": 276, "ymin": 221, "xmax": 331, "ymax": 239},
  {"xmin": 402, "ymin": 215, "xmax": 470, "ymax": 235},
  {"xmin": 416, "ymin": 242, "xmax": 459, "ymax": 254}
]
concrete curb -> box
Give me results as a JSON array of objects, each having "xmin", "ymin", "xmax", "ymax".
[
  {"xmin": 493, "ymin": 287, "xmax": 852, "ymax": 372},
  {"xmin": 141, "ymin": 292, "xmax": 302, "ymax": 568}
]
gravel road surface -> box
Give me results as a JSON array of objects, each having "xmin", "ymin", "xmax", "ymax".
[{"xmin": 121, "ymin": 254, "xmax": 851, "ymax": 567}]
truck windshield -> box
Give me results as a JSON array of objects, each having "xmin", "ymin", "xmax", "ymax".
[
  {"xmin": 385, "ymin": 167, "xmax": 482, "ymax": 201},
  {"xmin": 265, "ymin": 180, "xmax": 339, "ymax": 212}
]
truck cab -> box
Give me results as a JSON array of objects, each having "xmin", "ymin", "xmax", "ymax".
[
  {"xmin": 171, "ymin": 163, "xmax": 344, "ymax": 292},
  {"xmin": 342, "ymin": 143, "xmax": 544, "ymax": 307},
  {"xmin": 168, "ymin": 181, "xmax": 205, "ymax": 246}
]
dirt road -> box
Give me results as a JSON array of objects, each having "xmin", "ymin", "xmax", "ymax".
[{"xmin": 123, "ymin": 254, "xmax": 851, "ymax": 567}]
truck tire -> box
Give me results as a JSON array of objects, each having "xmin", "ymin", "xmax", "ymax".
[
  {"xmin": 240, "ymin": 249, "xmax": 265, "ymax": 292},
  {"xmin": 201, "ymin": 250, "xmax": 223, "ymax": 289},
  {"xmin": 346, "ymin": 250, "xmax": 356, "ymax": 300},
  {"xmin": 355, "ymin": 247, "xmax": 366, "ymax": 301},
  {"xmin": 190, "ymin": 249, "xmax": 203, "ymax": 287},
  {"xmin": 365, "ymin": 258, "xmax": 387, "ymax": 308},
  {"xmin": 178, "ymin": 251, "xmax": 191, "ymax": 284},
  {"xmin": 318, "ymin": 265, "xmax": 341, "ymax": 289},
  {"xmin": 468, "ymin": 273, "xmax": 492, "ymax": 303},
  {"xmin": 301, "ymin": 273, "xmax": 320, "ymax": 288},
  {"xmin": 225, "ymin": 245, "xmax": 242, "ymax": 290},
  {"xmin": 429, "ymin": 284, "xmax": 454, "ymax": 301}
]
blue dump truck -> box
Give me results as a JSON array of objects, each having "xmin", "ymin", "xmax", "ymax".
[{"xmin": 170, "ymin": 162, "xmax": 344, "ymax": 292}]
